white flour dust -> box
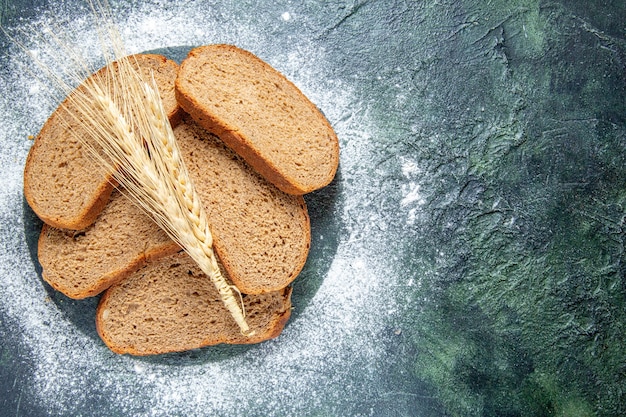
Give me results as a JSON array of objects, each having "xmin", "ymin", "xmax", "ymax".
[
  {"xmin": 0, "ymin": 1, "xmax": 399, "ymax": 416},
  {"xmin": 399, "ymin": 157, "xmax": 426, "ymax": 226}
]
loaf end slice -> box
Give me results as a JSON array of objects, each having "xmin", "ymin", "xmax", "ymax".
[
  {"xmin": 176, "ymin": 44, "xmax": 339, "ymax": 195},
  {"xmin": 38, "ymin": 190, "xmax": 180, "ymax": 299},
  {"xmin": 96, "ymin": 251, "xmax": 293, "ymax": 355},
  {"xmin": 24, "ymin": 54, "xmax": 182, "ymax": 230}
]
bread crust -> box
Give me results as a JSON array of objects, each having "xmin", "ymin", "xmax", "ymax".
[{"xmin": 175, "ymin": 44, "xmax": 339, "ymax": 195}]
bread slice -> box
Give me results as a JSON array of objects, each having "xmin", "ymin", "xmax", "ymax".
[
  {"xmin": 38, "ymin": 118, "xmax": 310, "ymax": 298},
  {"xmin": 175, "ymin": 44, "xmax": 339, "ymax": 195},
  {"xmin": 96, "ymin": 251, "xmax": 293, "ymax": 355},
  {"xmin": 24, "ymin": 54, "xmax": 183, "ymax": 230},
  {"xmin": 177, "ymin": 118, "xmax": 310, "ymax": 294},
  {"xmin": 38, "ymin": 190, "xmax": 180, "ymax": 299}
]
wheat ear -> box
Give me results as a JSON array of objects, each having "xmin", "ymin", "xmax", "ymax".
[
  {"xmin": 20, "ymin": 0, "xmax": 254, "ymax": 335},
  {"xmin": 10, "ymin": 0, "xmax": 253, "ymax": 335},
  {"xmin": 66, "ymin": 59, "xmax": 253, "ymax": 336}
]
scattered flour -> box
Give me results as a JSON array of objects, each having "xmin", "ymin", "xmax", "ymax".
[
  {"xmin": 399, "ymin": 157, "xmax": 426, "ymax": 225},
  {"xmin": 0, "ymin": 1, "xmax": 404, "ymax": 416}
]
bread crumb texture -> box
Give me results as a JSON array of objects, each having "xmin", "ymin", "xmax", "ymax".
[
  {"xmin": 37, "ymin": 119, "xmax": 311, "ymax": 299},
  {"xmin": 38, "ymin": 190, "xmax": 179, "ymax": 299}
]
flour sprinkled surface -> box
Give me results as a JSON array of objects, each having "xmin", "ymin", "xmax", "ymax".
[
  {"xmin": 0, "ymin": 1, "xmax": 402, "ymax": 416},
  {"xmin": 5, "ymin": 1, "xmax": 622, "ymax": 416}
]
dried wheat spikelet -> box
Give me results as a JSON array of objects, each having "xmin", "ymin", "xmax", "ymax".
[{"xmin": 21, "ymin": 1, "xmax": 253, "ymax": 335}]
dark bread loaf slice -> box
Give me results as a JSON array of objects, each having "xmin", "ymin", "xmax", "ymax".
[
  {"xmin": 175, "ymin": 44, "xmax": 339, "ymax": 195},
  {"xmin": 38, "ymin": 190, "xmax": 180, "ymax": 299},
  {"xmin": 177, "ymin": 118, "xmax": 311, "ymax": 294},
  {"xmin": 38, "ymin": 118, "xmax": 310, "ymax": 298},
  {"xmin": 96, "ymin": 251, "xmax": 293, "ymax": 355},
  {"xmin": 24, "ymin": 54, "xmax": 183, "ymax": 230}
]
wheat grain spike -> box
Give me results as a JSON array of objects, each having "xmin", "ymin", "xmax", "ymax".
[{"xmin": 33, "ymin": 1, "xmax": 254, "ymax": 336}]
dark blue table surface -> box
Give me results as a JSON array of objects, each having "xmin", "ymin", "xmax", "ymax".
[{"xmin": 1, "ymin": 1, "xmax": 625, "ymax": 416}]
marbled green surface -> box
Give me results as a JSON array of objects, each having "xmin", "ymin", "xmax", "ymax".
[{"xmin": 0, "ymin": 1, "xmax": 624, "ymax": 416}]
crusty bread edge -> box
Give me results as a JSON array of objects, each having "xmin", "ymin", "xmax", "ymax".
[
  {"xmin": 127, "ymin": 54, "xmax": 186, "ymax": 128},
  {"xmin": 38, "ymin": 223, "xmax": 181, "ymax": 299},
  {"xmin": 175, "ymin": 44, "xmax": 340, "ymax": 196}
]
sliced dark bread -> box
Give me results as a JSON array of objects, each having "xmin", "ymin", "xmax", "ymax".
[
  {"xmin": 176, "ymin": 44, "xmax": 339, "ymax": 195},
  {"xmin": 24, "ymin": 54, "xmax": 183, "ymax": 230},
  {"xmin": 177, "ymin": 118, "xmax": 310, "ymax": 294},
  {"xmin": 38, "ymin": 118, "xmax": 310, "ymax": 298},
  {"xmin": 38, "ymin": 190, "xmax": 180, "ymax": 299},
  {"xmin": 96, "ymin": 251, "xmax": 293, "ymax": 355}
]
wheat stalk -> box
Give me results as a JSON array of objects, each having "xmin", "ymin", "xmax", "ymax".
[
  {"xmin": 18, "ymin": 1, "xmax": 254, "ymax": 335},
  {"xmin": 77, "ymin": 69, "xmax": 252, "ymax": 336}
]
